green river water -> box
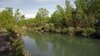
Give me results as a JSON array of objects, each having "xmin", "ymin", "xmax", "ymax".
[{"xmin": 22, "ymin": 32, "xmax": 100, "ymax": 56}]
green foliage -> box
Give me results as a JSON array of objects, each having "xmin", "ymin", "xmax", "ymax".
[
  {"xmin": 35, "ymin": 8, "xmax": 49, "ymax": 19},
  {"xmin": 43, "ymin": 23, "xmax": 54, "ymax": 32},
  {"xmin": 11, "ymin": 39, "xmax": 30, "ymax": 56},
  {"xmin": 50, "ymin": 5, "xmax": 66, "ymax": 28},
  {"xmin": 62, "ymin": 28, "xmax": 68, "ymax": 33},
  {"xmin": 0, "ymin": 9, "xmax": 16, "ymax": 30},
  {"xmin": 76, "ymin": 27, "xmax": 82, "ymax": 32},
  {"xmin": 5, "ymin": 7, "xmax": 13, "ymax": 15},
  {"xmin": 67, "ymin": 27, "xmax": 75, "ymax": 36},
  {"xmin": 17, "ymin": 0, "xmax": 99, "ymax": 37},
  {"xmin": 14, "ymin": 9, "xmax": 25, "ymax": 22},
  {"xmin": 82, "ymin": 28, "xmax": 96, "ymax": 37},
  {"xmin": 55, "ymin": 27, "xmax": 62, "ymax": 33},
  {"xmin": 65, "ymin": 0, "xmax": 74, "ymax": 27},
  {"xmin": 74, "ymin": 27, "xmax": 83, "ymax": 36},
  {"xmin": 0, "ymin": 10, "xmax": 28, "ymax": 54},
  {"xmin": 0, "ymin": 0, "xmax": 99, "ymax": 37}
]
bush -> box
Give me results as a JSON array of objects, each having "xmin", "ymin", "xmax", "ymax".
[
  {"xmin": 76, "ymin": 27, "xmax": 82, "ymax": 32},
  {"xmin": 43, "ymin": 23, "xmax": 55, "ymax": 32},
  {"xmin": 62, "ymin": 28, "xmax": 67, "ymax": 33},
  {"xmin": 67, "ymin": 27, "xmax": 75, "ymax": 36},
  {"xmin": 55, "ymin": 27, "xmax": 62, "ymax": 33},
  {"xmin": 44, "ymin": 24, "xmax": 50, "ymax": 31},
  {"xmin": 11, "ymin": 39, "xmax": 30, "ymax": 56},
  {"xmin": 82, "ymin": 27, "xmax": 96, "ymax": 37},
  {"xmin": 75, "ymin": 27, "xmax": 83, "ymax": 36}
]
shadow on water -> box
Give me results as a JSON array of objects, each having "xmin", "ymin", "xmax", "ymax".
[{"xmin": 22, "ymin": 32, "xmax": 100, "ymax": 56}]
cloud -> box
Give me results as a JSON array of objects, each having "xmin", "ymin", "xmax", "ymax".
[
  {"xmin": 0, "ymin": 8, "xmax": 4, "ymax": 11},
  {"xmin": 25, "ymin": 13, "xmax": 35, "ymax": 18},
  {"xmin": 20, "ymin": 9, "xmax": 38, "ymax": 18},
  {"xmin": 0, "ymin": 0, "xmax": 66, "ymax": 18}
]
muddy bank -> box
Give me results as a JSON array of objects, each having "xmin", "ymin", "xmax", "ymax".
[
  {"xmin": 0, "ymin": 30, "xmax": 30, "ymax": 56},
  {"xmin": 0, "ymin": 35, "xmax": 12, "ymax": 56}
]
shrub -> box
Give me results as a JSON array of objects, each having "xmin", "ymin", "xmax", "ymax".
[
  {"xmin": 62, "ymin": 28, "xmax": 67, "ymax": 33},
  {"xmin": 82, "ymin": 27, "xmax": 96, "ymax": 37},
  {"xmin": 55, "ymin": 28, "xmax": 61, "ymax": 33},
  {"xmin": 11, "ymin": 39, "xmax": 30, "ymax": 56},
  {"xmin": 67, "ymin": 27, "xmax": 75, "ymax": 36},
  {"xmin": 75, "ymin": 27, "xmax": 83, "ymax": 36},
  {"xmin": 44, "ymin": 23, "xmax": 55, "ymax": 32},
  {"xmin": 44, "ymin": 24, "xmax": 50, "ymax": 31},
  {"xmin": 76, "ymin": 27, "xmax": 82, "ymax": 32}
]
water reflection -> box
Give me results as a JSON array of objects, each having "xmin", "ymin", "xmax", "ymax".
[{"xmin": 22, "ymin": 32, "xmax": 100, "ymax": 56}]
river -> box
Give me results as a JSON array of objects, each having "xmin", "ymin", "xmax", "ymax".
[{"xmin": 22, "ymin": 32, "xmax": 100, "ymax": 56}]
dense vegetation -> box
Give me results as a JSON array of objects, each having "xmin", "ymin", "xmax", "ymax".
[
  {"xmin": 0, "ymin": 7, "xmax": 29, "ymax": 56},
  {"xmin": 0, "ymin": 0, "xmax": 100, "ymax": 37},
  {"xmin": 0, "ymin": 0, "xmax": 100, "ymax": 56},
  {"xmin": 19, "ymin": 0, "xmax": 100, "ymax": 37}
]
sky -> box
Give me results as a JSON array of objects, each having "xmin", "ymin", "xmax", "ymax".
[{"xmin": 0, "ymin": 0, "xmax": 74, "ymax": 18}]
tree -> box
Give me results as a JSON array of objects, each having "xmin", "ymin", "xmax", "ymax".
[
  {"xmin": 86, "ymin": 0, "xmax": 100, "ymax": 27},
  {"xmin": 14, "ymin": 9, "xmax": 25, "ymax": 22},
  {"xmin": 35, "ymin": 8, "xmax": 49, "ymax": 27},
  {"xmin": 75, "ymin": 0, "xmax": 100, "ymax": 28},
  {"xmin": 75, "ymin": 0, "xmax": 86, "ymax": 27},
  {"xmin": 5, "ymin": 7, "xmax": 13, "ymax": 15},
  {"xmin": 65, "ymin": 0, "xmax": 74, "ymax": 27},
  {"xmin": 50, "ymin": 5, "xmax": 66, "ymax": 28},
  {"xmin": 35, "ymin": 8, "xmax": 49, "ymax": 19},
  {"xmin": 0, "ymin": 9, "xmax": 16, "ymax": 30}
]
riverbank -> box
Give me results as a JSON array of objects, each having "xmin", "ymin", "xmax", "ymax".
[
  {"xmin": 28, "ymin": 27, "xmax": 100, "ymax": 38},
  {"xmin": 0, "ymin": 33, "xmax": 12, "ymax": 56},
  {"xmin": 0, "ymin": 29, "xmax": 30, "ymax": 56}
]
